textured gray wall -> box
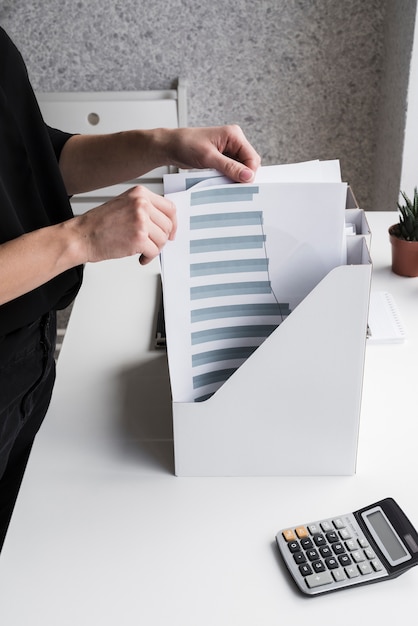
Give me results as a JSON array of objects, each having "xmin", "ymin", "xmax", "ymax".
[
  {"xmin": 373, "ymin": 0, "xmax": 417, "ymax": 212},
  {"xmin": 1, "ymin": 0, "xmax": 414, "ymax": 210}
]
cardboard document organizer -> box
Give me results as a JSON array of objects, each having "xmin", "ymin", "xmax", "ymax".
[{"xmin": 171, "ymin": 190, "xmax": 371, "ymax": 476}]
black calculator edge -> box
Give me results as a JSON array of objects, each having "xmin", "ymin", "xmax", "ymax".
[{"xmin": 354, "ymin": 497, "xmax": 418, "ymax": 580}]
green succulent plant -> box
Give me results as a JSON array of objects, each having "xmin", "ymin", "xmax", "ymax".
[{"xmin": 395, "ymin": 187, "xmax": 418, "ymax": 241}]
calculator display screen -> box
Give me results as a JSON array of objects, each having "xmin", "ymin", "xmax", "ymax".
[
  {"xmin": 363, "ymin": 507, "xmax": 411, "ymax": 566},
  {"xmin": 367, "ymin": 511, "xmax": 407, "ymax": 560}
]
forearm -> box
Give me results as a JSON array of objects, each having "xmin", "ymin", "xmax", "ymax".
[
  {"xmin": 0, "ymin": 185, "xmax": 177, "ymax": 305},
  {"xmin": 58, "ymin": 125, "xmax": 261, "ymax": 196},
  {"xmin": 0, "ymin": 220, "xmax": 84, "ymax": 306},
  {"xmin": 59, "ymin": 129, "xmax": 169, "ymax": 196}
]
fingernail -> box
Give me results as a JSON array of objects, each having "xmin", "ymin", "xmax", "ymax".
[{"xmin": 239, "ymin": 168, "xmax": 254, "ymax": 182}]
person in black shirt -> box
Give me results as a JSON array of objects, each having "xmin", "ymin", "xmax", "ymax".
[{"xmin": 0, "ymin": 26, "xmax": 260, "ymax": 550}]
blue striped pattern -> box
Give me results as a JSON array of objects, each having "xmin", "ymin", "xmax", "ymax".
[
  {"xmin": 190, "ymin": 235, "xmax": 265, "ymax": 254},
  {"xmin": 191, "ymin": 303, "xmax": 289, "ymax": 323},
  {"xmin": 190, "ymin": 186, "xmax": 259, "ymax": 206},
  {"xmin": 190, "ymin": 281, "xmax": 272, "ymax": 300},
  {"xmin": 181, "ymin": 183, "xmax": 291, "ymax": 401},
  {"xmin": 190, "ymin": 258, "xmax": 269, "ymax": 277},
  {"xmin": 190, "ymin": 211, "xmax": 262, "ymax": 230},
  {"xmin": 192, "ymin": 346, "xmax": 257, "ymax": 367},
  {"xmin": 191, "ymin": 324, "xmax": 278, "ymax": 345},
  {"xmin": 193, "ymin": 368, "xmax": 236, "ymax": 389}
]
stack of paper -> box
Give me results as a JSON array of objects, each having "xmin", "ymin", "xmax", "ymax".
[{"xmin": 160, "ymin": 161, "xmax": 347, "ymax": 402}]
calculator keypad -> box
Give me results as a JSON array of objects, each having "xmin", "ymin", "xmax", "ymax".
[{"xmin": 277, "ymin": 513, "xmax": 387, "ymax": 594}]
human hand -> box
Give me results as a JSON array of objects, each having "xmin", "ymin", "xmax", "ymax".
[
  {"xmin": 74, "ymin": 185, "xmax": 177, "ymax": 266},
  {"xmin": 163, "ymin": 125, "xmax": 261, "ymax": 183}
]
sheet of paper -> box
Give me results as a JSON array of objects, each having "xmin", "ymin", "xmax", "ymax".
[
  {"xmin": 163, "ymin": 159, "xmax": 342, "ymax": 194},
  {"xmin": 161, "ymin": 178, "xmax": 347, "ymax": 402},
  {"xmin": 367, "ymin": 291, "xmax": 407, "ymax": 343}
]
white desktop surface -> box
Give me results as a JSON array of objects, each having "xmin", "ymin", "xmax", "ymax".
[{"xmin": 0, "ymin": 212, "xmax": 417, "ymax": 625}]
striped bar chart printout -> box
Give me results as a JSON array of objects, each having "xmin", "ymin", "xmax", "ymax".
[{"xmin": 161, "ymin": 178, "xmax": 347, "ymax": 402}]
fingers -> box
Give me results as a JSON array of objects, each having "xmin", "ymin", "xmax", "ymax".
[
  {"xmin": 135, "ymin": 187, "xmax": 177, "ymax": 264},
  {"xmin": 125, "ymin": 186, "xmax": 177, "ymax": 264},
  {"xmin": 76, "ymin": 185, "xmax": 177, "ymax": 264},
  {"xmin": 72, "ymin": 123, "xmax": 259, "ymax": 266},
  {"xmin": 216, "ymin": 124, "xmax": 261, "ymax": 183},
  {"xmin": 211, "ymin": 150, "xmax": 257, "ymax": 184},
  {"xmin": 172, "ymin": 125, "xmax": 261, "ymax": 183}
]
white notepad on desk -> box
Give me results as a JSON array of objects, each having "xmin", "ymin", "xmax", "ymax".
[{"xmin": 367, "ymin": 291, "xmax": 406, "ymax": 344}]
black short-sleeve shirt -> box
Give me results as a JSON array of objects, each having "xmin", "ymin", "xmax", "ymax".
[{"xmin": 0, "ymin": 27, "xmax": 83, "ymax": 335}]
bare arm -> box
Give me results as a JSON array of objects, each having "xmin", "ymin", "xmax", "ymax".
[
  {"xmin": 0, "ymin": 186, "xmax": 176, "ymax": 306},
  {"xmin": 1, "ymin": 125, "xmax": 259, "ymax": 306},
  {"xmin": 0, "ymin": 220, "xmax": 82, "ymax": 306},
  {"xmin": 59, "ymin": 125, "xmax": 261, "ymax": 195},
  {"xmin": 58, "ymin": 130, "xmax": 161, "ymax": 195}
]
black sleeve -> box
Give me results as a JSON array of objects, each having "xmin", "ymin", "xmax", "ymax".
[{"xmin": 46, "ymin": 125, "xmax": 74, "ymax": 161}]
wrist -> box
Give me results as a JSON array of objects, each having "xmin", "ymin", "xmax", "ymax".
[
  {"xmin": 145, "ymin": 127, "xmax": 177, "ymax": 168},
  {"xmin": 57, "ymin": 217, "xmax": 90, "ymax": 269}
]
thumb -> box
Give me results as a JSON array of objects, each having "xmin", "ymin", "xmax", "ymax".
[{"xmin": 213, "ymin": 152, "xmax": 256, "ymax": 183}]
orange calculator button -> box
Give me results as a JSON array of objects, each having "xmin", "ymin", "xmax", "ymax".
[
  {"xmin": 282, "ymin": 529, "xmax": 296, "ymax": 542},
  {"xmin": 295, "ymin": 526, "xmax": 309, "ymax": 539}
]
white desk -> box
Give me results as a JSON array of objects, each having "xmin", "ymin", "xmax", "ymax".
[{"xmin": 0, "ymin": 212, "xmax": 417, "ymax": 625}]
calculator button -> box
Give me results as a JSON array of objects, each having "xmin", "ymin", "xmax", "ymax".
[
  {"xmin": 299, "ymin": 563, "xmax": 313, "ymax": 577},
  {"xmin": 288, "ymin": 541, "xmax": 301, "ymax": 553},
  {"xmin": 313, "ymin": 534, "xmax": 326, "ymax": 547},
  {"xmin": 332, "ymin": 542, "xmax": 345, "ymax": 555},
  {"xmin": 306, "ymin": 549, "xmax": 320, "ymax": 561},
  {"xmin": 338, "ymin": 554, "xmax": 352, "ymax": 567},
  {"xmin": 339, "ymin": 528, "xmax": 352, "ymax": 541},
  {"xmin": 319, "ymin": 546, "xmax": 332, "ymax": 558},
  {"xmin": 371, "ymin": 559, "xmax": 383, "ymax": 572},
  {"xmin": 358, "ymin": 562, "xmax": 373, "ymax": 576},
  {"xmin": 320, "ymin": 521, "xmax": 333, "ymax": 533},
  {"xmin": 308, "ymin": 523, "xmax": 321, "ymax": 535},
  {"xmin": 305, "ymin": 571, "xmax": 333, "ymax": 589},
  {"xmin": 325, "ymin": 556, "xmax": 339, "ymax": 570},
  {"xmin": 300, "ymin": 537, "xmax": 313, "ymax": 550},
  {"xmin": 326, "ymin": 531, "xmax": 339, "ymax": 543},
  {"xmin": 364, "ymin": 548, "xmax": 375, "ymax": 560},
  {"xmin": 358, "ymin": 537, "xmax": 369, "ymax": 549},
  {"xmin": 345, "ymin": 565, "xmax": 360, "ymax": 579},
  {"xmin": 332, "ymin": 568, "xmax": 347, "ymax": 582},
  {"xmin": 312, "ymin": 560, "xmax": 326, "ymax": 573},
  {"xmin": 282, "ymin": 529, "xmax": 297, "ymax": 542},
  {"xmin": 295, "ymin": 526, "xmax": 309, "ymax": 539},
  {"xmin": 351, "ymin": 550, "xmax": 366, "ymax": 563},
  {"xmin": 333, "ymin": 518, "xmax": 345, "ymax": 529},
  {"xmin": 345, "ymin": 539, "xmax": 357, "ymax": 551},
  {"xmin": 293, "ymin": 552, "xmax": 307, "ymax": 564}
]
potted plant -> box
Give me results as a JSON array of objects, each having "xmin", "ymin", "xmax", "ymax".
[{"xmin": 389, "ymin": 187, "xmax": 418, "ymax": 276}]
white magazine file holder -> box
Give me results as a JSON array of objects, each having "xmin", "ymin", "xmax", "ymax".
[{"xmin": 172, "ymin": 212, "xmax": 372, "ymax": 477}]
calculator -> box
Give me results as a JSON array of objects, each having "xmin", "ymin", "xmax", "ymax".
[{"xmin": 275, "ymin": 497, "xmax": 418, "ymax": 596}]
